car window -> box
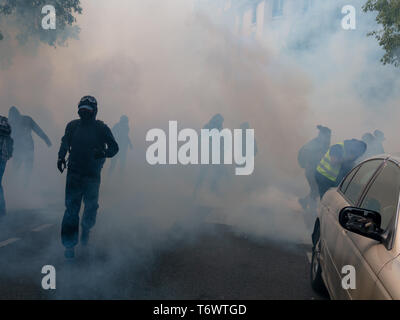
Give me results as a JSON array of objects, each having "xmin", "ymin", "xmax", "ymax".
[
  {"xmin": 340, "ymin": 166, "xmax": 360, "ymax": 194},
  {"xmin": 360, "ymin": 161, "xmax": 400, "ymax": 231},
  {"xmin": 344, "ymin": 160, "xmax": 382, "ymax": 205}
]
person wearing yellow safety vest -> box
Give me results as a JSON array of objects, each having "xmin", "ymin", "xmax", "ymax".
[
  {"xmin": 298, "ymin": 125, "xmax": 331, "ymax": 211},
  {"xmin": 315, "ymin": 139, "xmax": 366, "ymax": 199}
]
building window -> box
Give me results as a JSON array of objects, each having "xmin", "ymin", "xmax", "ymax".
[{"xmin": 272, "ymin": 0, "xmax": 284, "ymax": 17}]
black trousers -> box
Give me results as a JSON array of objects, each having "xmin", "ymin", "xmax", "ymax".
[
  {"xmin": 304, "ymin": 165, "xmax": 319, "ymax": 201},
  {"xmin": 315, "ymin": 170, "xmax": 337, "ymax": 199},
  {"xmin": 61, "ymin": 171, "xmax": 100, "ymax": 249},
  {"xmin": 0, "ymin": 159, "xmax": 7, "ymax": 216}
]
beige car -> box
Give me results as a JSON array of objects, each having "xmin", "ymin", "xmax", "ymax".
[{"xmin": 311, "ymin": 155, "xmax": 400, "ymax": 299}]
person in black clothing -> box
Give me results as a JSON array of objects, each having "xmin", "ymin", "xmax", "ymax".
[
  {"xmin": 109, "ymin": 115, "xmax": 133, "ymax": 174},
  {"xmin": 57, "ymin": 96, "xmax": 119, "ymax": 259},
  {"xmin": 372, "ymin": 129, "xmax": 385, "ymax": 154},
  {"xmin": 359, "ymin": 131, "xmax": 385, "ymax": 162},
  {"xmin": 0, "ymin": 116, "xmax": 13, "ymax": 217},
  {"xmin": 193, "ymin": 114, "xmax": 225, "ymax": 198},
  {"xmin": 8, "ymin": 106, "xmax": 51, "ymax": 183},
  {"xmin": 297, "ymin": 125, "xmax": 331, "ymax": 210}
]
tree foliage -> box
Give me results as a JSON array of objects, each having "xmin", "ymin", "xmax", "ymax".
[
  {"xmin": 0, "ymin": 0, "xmax": 82, "ymax": 46},
  {"xmin": 363, "ymin": 0, "xmax": 400, "ymax": 67}
]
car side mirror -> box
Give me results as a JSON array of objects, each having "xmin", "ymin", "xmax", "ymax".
[{"xmin": 338, "ymin": 206, "xmax": 384, "ymax": 242}]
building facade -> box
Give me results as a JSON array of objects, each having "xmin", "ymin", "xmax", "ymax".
[{"xmin": 197, "ymin": 0, "xmax": 316, "ymax": 36}]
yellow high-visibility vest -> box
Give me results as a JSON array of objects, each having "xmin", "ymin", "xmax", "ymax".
[{"xmin": 316, "ymin": 142, "xmax": 345, "ymax": 182}]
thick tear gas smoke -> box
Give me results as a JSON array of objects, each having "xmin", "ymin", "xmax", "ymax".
[{"xmin": 0, "ymin": 0, "xmax": 399, "ymax": 298}]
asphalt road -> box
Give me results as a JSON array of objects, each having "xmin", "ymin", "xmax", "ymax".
[{"xmin": 0, "ymin": 208, "xmax": 325, "ymax": 300}]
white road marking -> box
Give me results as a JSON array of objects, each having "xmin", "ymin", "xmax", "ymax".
[
  {"xmin": 32, "ymin": 224, "xmax": 54, "ymax": 232},
  {"xmin": 0, "ymin": 238, "xmax": 20, "ymax": 248},
  {"xmin": 307, "ymin": 252, "xmax": 312, "ymax": 263}
]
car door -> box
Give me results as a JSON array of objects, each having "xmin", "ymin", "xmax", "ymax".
[
  {"xmin": 319, "ymin": 166, "xmax": 358, "ymax": 298},
  {"xmin": 343, "ymin": 160, "xmax": 400, "ymax": 299},
  {"xmin": 320, "ymin": 159, "xmax": 383, "ymax": 299}
]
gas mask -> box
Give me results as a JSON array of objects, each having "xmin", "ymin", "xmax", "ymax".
[{"xmin": 78, "ymin": 105, "xmax": 95, "ymax": 122}]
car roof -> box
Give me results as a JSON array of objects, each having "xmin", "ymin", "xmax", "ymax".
[
  {"xmin": 383, "ymin": 154, "xmax": 400, "ymax": 167},
  {"xmin": 360, "ymin": 154, "xmax": 398, "ymax": 165},
  {"xmin": 388, "ymin": 153, "xmax": 400, "ymax": 164}
]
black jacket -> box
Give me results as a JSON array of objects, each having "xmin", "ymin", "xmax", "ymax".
[
  {"xmin": 58, "ymin": 119, "xmax": 119, "ymax": 177},
  {"xmin": 298, "ymin": 134, "xmax": 330, "ymax": 169},
  {"xmin": 0, "ymin": 116, "xmax": 13, "ymax": 161}
]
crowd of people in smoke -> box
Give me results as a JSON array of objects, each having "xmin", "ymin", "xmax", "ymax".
[
  {"xmin": 298, "ymin": 125, "xmax": 386, "ymax": 216},
  {"xmin": 0, "ymin": 95, "xmax": 389, "ymax": 259},
  {"xmin": 0, "ymin": 99, "xmax": 256, "ymax": 259},
  {"xmin": 0, "ymin": 98, "xmax": 134, "ymax": 259},
  {"xmin": 0, "ymin": 97, "xmax": 390, "ymax": 258},
  {"xmin": 193, "ymin": 114, "xmax": 258, "ymax": 199},
  {"xmin": 0, "ymin": 106, "xmax": 53, "ymax": 217}
]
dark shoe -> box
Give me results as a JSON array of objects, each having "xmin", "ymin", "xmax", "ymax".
[
  {"xmin": 80, "ymin": 229, "xmax": 90, "ymax": 247},
  {"xmin": 64, "ymin": 247, "xmax": 75, "ymax": 259}
]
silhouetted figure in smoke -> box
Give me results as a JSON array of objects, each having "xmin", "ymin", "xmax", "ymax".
[
  {"xmin": 372, "ymin": 129, "xmax": 385, "ymax": 154},
  {"xmin": 8, "ymin": 106, "xmax": 51, "ymax": 183},
  {"xmin": 109, "ymin": 115, "xmax": 133, "ymax": 174},
  {"xmin": 315, "ymin": 139, "xmax": 366, "ymax": 199},
  {"xmin": 0, "ymin": 116, "xmax": 13, "ymax": 217},
  {"xmin": 194, "ymin": 113, "xmax": 225, "ymax": 198},
  {"xmin": 298, "ymin": 125, "xmax": 331, "ymax": 210},
  {"xmin": 58, "ymin": 96, "xmax": 119, "ymax": 259},
  {"xmin": 359, "ymin": 130, "xmax": 385, "ymax": 162},
  {"xmin": 359, "ymin": 132, "xmax": 375, "ymax": 161}
]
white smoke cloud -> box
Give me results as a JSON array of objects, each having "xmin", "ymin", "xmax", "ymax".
[{"xmin": 0, "ymin": 0, "xmax": 399, "ymax": 297}]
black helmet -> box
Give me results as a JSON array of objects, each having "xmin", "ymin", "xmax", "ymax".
[
  {"xmin": 78, "ymin": 96, "xmax": 97, "ymax": 109},
  {"xmin": 78, "ymin": 95, "xmax": 98, "ymax": 121}
]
